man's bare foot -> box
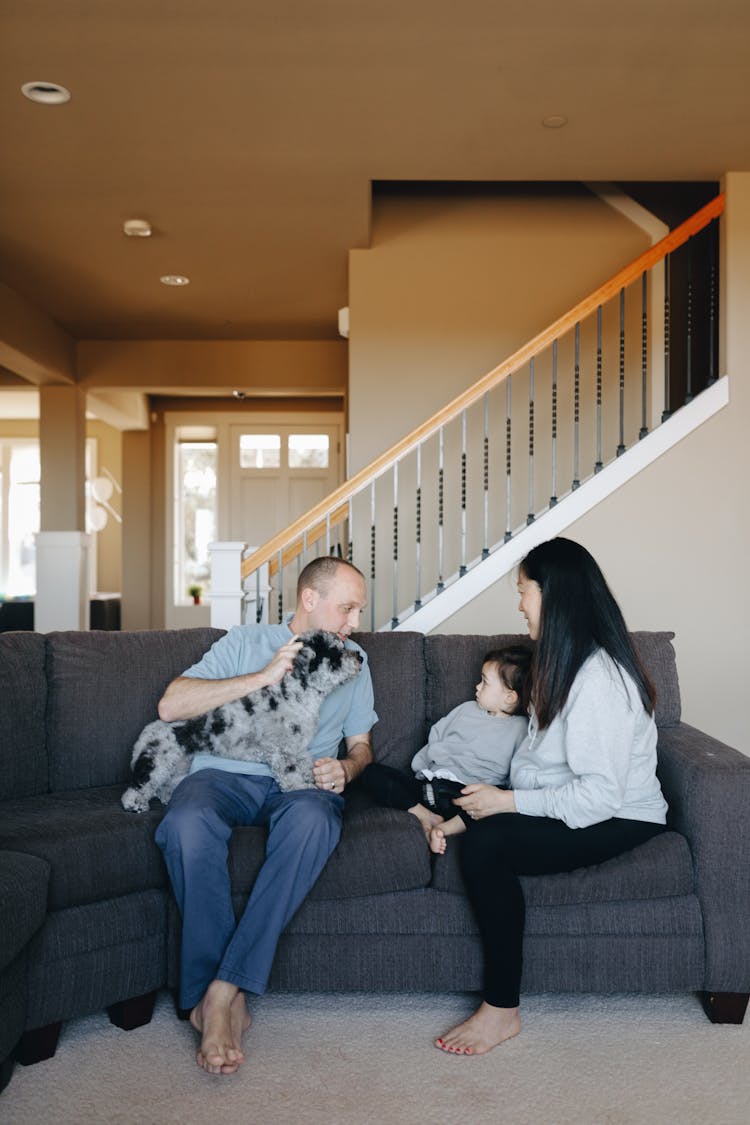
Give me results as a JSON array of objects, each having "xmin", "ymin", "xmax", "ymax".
[
  {"xmin": 408, "ymin": 803, "xmax": 444, "ymax": 841},
  {"xmin": 190, "ymin": 982, "xmax": 251, "ymax": 1075},
  {"xmin": 435, "ymin": 1001, "xmax": 521, "ymax": 1056},
  {"xmin": 429, "ymin": 826, "xmax": 447, "ymax": 855}
]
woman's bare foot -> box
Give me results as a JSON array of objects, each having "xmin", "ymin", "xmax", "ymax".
[
  {"xmin": 408, "ymin": 803, "xmax": 444, "ymax": 841},
  {"xmin": 435, "ymin": 1001, "xmax": 521, "ymax": 1056},
  {"xmin": 190, "ymin": 981, "xmax": 251, "ymax": 1075}
]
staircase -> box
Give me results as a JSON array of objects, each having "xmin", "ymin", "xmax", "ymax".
[{"xmin": 212, "ymin": 194, "xmax": 726, "ymax": 633}]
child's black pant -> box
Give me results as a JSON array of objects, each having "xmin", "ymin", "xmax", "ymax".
[{"xmin": 359, "ymin": 762, "xmax": 468, "ymax": 821}]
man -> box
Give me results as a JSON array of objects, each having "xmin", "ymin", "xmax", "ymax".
[{"xmin": 155, "ymin": 557, "xmax": 376, "ymax": 1075}]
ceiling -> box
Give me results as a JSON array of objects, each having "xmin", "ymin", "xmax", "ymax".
[{"xmin": 1, "ymin": 0, "xmax": 750, "ymax": 347}]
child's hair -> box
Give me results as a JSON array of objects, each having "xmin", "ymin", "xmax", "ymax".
[{"xmin": 482, "ymin": 645, "xmax": 533, "ymax": 716}]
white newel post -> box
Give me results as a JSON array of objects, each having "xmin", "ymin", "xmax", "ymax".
[
  {"xmin": 208, "ymin": 541, "xmax": 271, "ymax": 631},
  {"xmin": 35, "ymin": 531, "xmax": 91, "ymax": 632}
]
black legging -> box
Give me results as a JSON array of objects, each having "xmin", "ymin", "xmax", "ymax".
[{"xmin": 459, "ymin": 813, "xmax": 666, "ymax": 1008}]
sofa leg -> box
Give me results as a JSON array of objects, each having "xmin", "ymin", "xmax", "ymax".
[
  {"xmin": 700, "ymin": 991, "xmax": 749, "ymax": 1024},
  {"xmin": 0, "ymin": 1054, "xmax": 15, "ymax": 1093},
  {"xmin": 107, "ymin": 990, "xmax": 157, "ymax": 1031},
  {"xmin": 15, "ymin": 1022, "xmax": 63, "ymax": 1065}
]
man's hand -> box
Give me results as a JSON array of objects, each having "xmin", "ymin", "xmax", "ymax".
[
  {"xmin": 313, "ymin": 734, "xmax": 372, "ymax": 795},
  {"xmin": 312, "ymin": 757, "xmax": 347, "ymax": 794},
  {"xmin": 257, "ymin": 636, "xmax": 303, "ymax": 688}
]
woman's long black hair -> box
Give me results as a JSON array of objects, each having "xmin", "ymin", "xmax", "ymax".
[{"xmin": 520, "ymin": 537, "xmax": 656, "ymax": 729}]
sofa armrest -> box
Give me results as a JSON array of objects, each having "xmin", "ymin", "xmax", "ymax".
[{"xmin": 657, "ymin": 723, "xmax": 750, "ymax": 992}]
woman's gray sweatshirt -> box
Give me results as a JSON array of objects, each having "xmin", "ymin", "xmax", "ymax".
[{"xmin": 510, "ymin": 649, "xmax": 668, "ymax": 829}]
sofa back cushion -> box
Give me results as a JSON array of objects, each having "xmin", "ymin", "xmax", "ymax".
[
  {"xmin": 46, "ymin": 628, "xmax": 225, "ymax": 791},
  {"xmin": 425, "ymin": 633, "xmax": 532, "ymax": 729},
  {"xmin": 630, "ymin": 631, "xmax": 680, "ymax": 726},
  {"xmin": 426, "ymin": 630, "xmax": 681, "ymax": 730},
  {"xmin": 351, "ymin": 631, "xmax": 427, "ymax": 772},
  {"xmin": 0, "ymin": 632, "xmax": 48, "ymax": 799}
]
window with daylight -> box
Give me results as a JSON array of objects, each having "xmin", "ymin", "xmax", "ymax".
[
  {"xmin": 174, "ymin": 430, "xmax": 217, "ymax": 604},
  {"xmin": 288, "ymin": 433, "xmax": 329, "ymax": 468},
  {"xmin": 0, "ymin": 441, "xmax": 40, "ymax": 597},
  {"xmin": 239, "ymin": 433, "xmax": 281, "ymax": 469}
]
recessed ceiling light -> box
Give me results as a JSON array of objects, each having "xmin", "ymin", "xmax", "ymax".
[
  {"xmin": 21, "ymin": 81, "xmax": 71, "ymax": 105},
  {"xmin": 542, "ymin": 114, "xmax": 568, "ymax": 129},
  {"xmin": 160, "ymin": 274, "xmax": 190, "ymax": 287},
  {"xmin": 123, "ymin": 219, "xmax": 152, "ymax": 238}
]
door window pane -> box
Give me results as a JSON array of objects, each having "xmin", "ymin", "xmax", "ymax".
[
  {"xmin": 239, "ymin": 434, "xmax": 281, "ymax": 469},
  {"xmin": 288, "ymin": 433, "xmax": 329, "ymax": 468}
]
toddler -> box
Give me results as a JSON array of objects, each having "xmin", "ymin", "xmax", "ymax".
[{"xmin": 360, "ymin": 645, "xmax": 531, "ymax": 853}]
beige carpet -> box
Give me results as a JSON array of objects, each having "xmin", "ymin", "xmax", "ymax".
[{"xmin": 3, "ymin": 989, "xmax": 748, "ymax": 1125}]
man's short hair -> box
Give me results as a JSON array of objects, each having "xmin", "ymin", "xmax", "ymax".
[{"xmin": 296, "ymin": 556, "xmax": 365, "ymax": 600}]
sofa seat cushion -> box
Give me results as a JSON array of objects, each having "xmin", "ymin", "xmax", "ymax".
[
  {"xmin": 0, "ymin": 850, "xmax": 50, "ymax": 967},
  {"xmin": 0, "ymin": 788, "xmax": 166, "ymax": 910},
  {"xmin": 228, "ymin": 807, "xmax": 432, "ymax": 901},
  {"xmin": 430, "ymin": 830, "xmax": 694, "ymax": 903}
]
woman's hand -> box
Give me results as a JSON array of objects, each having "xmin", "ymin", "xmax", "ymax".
[{"xmin": 453, "ymin": 784, "xmax": 516, "ymax": 821}]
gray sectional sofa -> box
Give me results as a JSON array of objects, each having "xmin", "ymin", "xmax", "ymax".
[{"xmin": 1, "ymin": 626, "xmax": 748, "ymax": 1092}]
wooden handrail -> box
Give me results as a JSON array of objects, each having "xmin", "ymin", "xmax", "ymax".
[{"xmin": 243, "ymin": 193, "xmax": 724, "ymax": 580}]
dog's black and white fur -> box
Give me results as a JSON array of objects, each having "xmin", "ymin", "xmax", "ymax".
[{"xmin": 121, "ymin": 630, "xmax": 362, "ymax": 813}]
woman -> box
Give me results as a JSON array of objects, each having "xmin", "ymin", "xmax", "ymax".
[{"xmin": 435, "ymin": 537, "xmax": 668, "ymax": 1056}]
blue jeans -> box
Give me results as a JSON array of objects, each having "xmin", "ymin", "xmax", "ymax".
[{"xmin": 155, "ymin": 769, "xmax": 343, "ymax": 1009}]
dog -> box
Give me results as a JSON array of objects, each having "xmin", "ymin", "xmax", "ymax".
[{"xmin": 121, "ymin": 630, "xmax": 362, "ymax": 813}]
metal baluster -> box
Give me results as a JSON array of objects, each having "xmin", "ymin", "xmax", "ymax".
[
  {"xmin": 459, "ymin": 410, "xmax": 467, "ymax": 576},
  {"xmin": 708, "ymin": 221, "xmax": 717, "ymax": 385},
  {"xmin": 414, "ymin": 444, "xmax": 422, "ymax": 610},
  {"xmin": 369, "ymin": 481, "xmax": 376, "ymax": 631},
  {"xmin": 595, "ymin": 306, "xmax": 603, "ymax": 472},
  {"xmin": 662, "ymin": 255, "xmax": 671, "ymax": 422},
  {"xmin": 391, "ymin": 461, "xmax": 399, "ymax": 628},
  {"xmin": 277, "ymin": 549, "xmax": 283, "ymax": 624},
  {"xmin": 550, "ymin": 339, "xmax": 558, "ymax": 507},
  {"xmin": 527, "ymin": 358, "xmax": 535, "ymax": 525},
  {"xmin": 325, "ymin": 512, "xmax": 331, "ymax": 556},
  {"xmin": 572, "ymin": 323, "xmax": 580, "ymax": 490},
  {"xmin": 437, "ymin": 427, "xmax": 445, "ymax": 592},
  {"xmin": 504, "ymin": 375, "xmax": 512, "ymax": 541},
  {"xmin": 347, "ymin": 498, "xmax": 353, "ymax": 563},
  {"xmin": 255, "ymin": 569, "xmax": 263, "ymax": 624},
  {"xmin": 685, "ymin": 239, "xmax": 694, "ymax": 403},
  {"xmin": 617, "ymin": 287, "xmax": 626, "ymax": 456},
  {"xmin": 482, "ymin": 393, "xmax": 489, "ymax": 558},
  {"xmin": 639, "ymin": 272, "xmax": 649, "ymax": 439},
  {"xmin": 302, "ymin": 529, "xmax": 308, "ymax": 567}
]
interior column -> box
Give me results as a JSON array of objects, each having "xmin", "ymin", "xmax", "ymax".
[{"xmin": 35, "ymin": 385, "xmax": 89, "ymax": 631}]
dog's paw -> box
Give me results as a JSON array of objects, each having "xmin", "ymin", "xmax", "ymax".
[{"xmin": 121, "ymin": 787, "xmax": 149, "ymax": 814}]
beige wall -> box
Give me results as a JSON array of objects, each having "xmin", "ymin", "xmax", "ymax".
[
  {"xmin": 348, "ymin": 188, "xmax": 651, "ymax": 471},
  {"xmin": 430, "ymin": 178, "xmax": 750, "ymax": 757}
]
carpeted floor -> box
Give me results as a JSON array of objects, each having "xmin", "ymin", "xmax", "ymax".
[{"xmin": 2, "ymin": 989, "xmax": 748, "ymax": 1124}]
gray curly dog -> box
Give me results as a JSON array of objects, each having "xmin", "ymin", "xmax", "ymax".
[{"xmin": 121, "ymin": 630, "xmax": 362, "ymax": 813}]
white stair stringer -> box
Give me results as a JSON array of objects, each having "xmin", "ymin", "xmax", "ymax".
[{"xmin": 390, "ymin": 376, "xmax": 729, "ymax": 633}]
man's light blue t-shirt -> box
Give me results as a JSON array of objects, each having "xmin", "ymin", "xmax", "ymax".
[{"xmin": 182, "ymin": 622, "xmax": 377, "ymax": 778}]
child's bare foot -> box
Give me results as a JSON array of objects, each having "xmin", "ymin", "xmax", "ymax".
[
  {"xmin": 408, "ymin": 803, "xmax": 444, "ymax": 841},
  {"xmin": 430, "ymin": 826, "xmax": 447, "ymax": 854},
  {"xmin": 435, "ymin": 1001, "xmax": 521, "ymax": 1056},
  {"xmin": 190, "ymin": 981, "xmax": 251, "ymax": 1074}
]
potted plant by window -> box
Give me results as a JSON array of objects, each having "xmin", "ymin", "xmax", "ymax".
[{"xmin": 188, "ymin": 584, "xmax": 203, "ymax": 605}]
